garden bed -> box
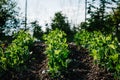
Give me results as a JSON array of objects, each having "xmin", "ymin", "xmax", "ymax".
[{"xmin": 0, "ymin": 42, "xmax": 114, "ymax": 80}]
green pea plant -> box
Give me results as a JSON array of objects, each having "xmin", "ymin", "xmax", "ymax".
[
  {"xmin": 74, "ymin": 29, "xmax": 92, "ymax": 48},
  {"xmin": 74, "ymin": 29, "xmax": 120, "ymax": 79},
  {"xmin": 0, "ymin": 30, "xmax": 34, "ymax": 73},
  {"xmin": 43, "ymin": 29, "xmax": 69, "ymax": 78}
]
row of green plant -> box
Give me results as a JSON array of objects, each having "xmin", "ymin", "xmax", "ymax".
[
  {"xmin": 43, "ymin": 29, "xmax": 69, "ymax": 78},
  {"xmin": 74, "ymin": 30, "xmax": 120, "ymax": 79},
  {"xmin": 0, "ymin": 30, "xmax": 34, "ymax": 74},
  {"xmin": 0, "ymin": 28, "xmax": 70, "ymax": 78}
]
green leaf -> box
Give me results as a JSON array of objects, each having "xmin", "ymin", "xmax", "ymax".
[
  {"xmin": 115, "ymin": 64, "xmax": 120, "ymax": 72},
  {"xmin": 108, "ymin": 44, "xmax": 116, "ymax": 49},
  {"xmin": 109, "ymin": 54, "xmax": 118, "ymax": 63},
  {"xmin": 54, "ymin": 50, "xmax": 61, "ymax": 55},
  {"xmin": 91, "ymin": 49, "xmax": 98, "ymax": 60}
]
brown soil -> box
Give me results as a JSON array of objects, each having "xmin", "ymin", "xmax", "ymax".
[{"xmin": 0, "ymin": 42, "xmax": 114, "ymax": 80}]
